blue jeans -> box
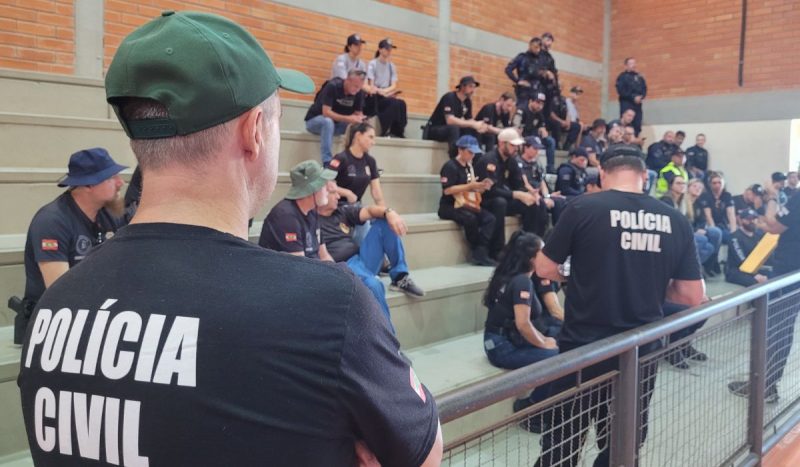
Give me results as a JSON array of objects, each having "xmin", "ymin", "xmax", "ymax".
[
  {"xmin": 305, "ymin": 115, "xmax": 348, "ymax": 164},
  {"xmin": 345, "ymin": 219, "xmax": 409, "ymax": 333},
  {"xmin": 646, "ymin": 170, "xmax": 657, "ymax": 193},
  {"xmin": 484, "ymin": 331, "xmax": 558, "ymax": 402},
  {"xmin": 694, "ymin": 226, "xmax": 722, "ymax": 264},
  {"xmin": 542, "ymin": 136, "xmax": 557, "ymax": 172}
]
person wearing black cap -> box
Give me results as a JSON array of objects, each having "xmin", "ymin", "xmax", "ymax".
[
  {"xmin": 615, "ymin": 57, "xmax": 647, "ymax": 136},
  {"xmin": 724, "ymin": 209, "xmax": 767, "ymax": 286},
  {"xmin": 772, "ymin": 171, "xmax": 789, "ymax": 207},
  {"xmin": 534, "ymin": 144, "xmax": 703, "ymax": 467},
  {"xmin": 475, "ymin": 92, "xmax": 516, "ymax": 152},
  {"xmin": 438, "ymin": 135, "xmax": 496, "ymax": 266},
  {"xmin": 555, "ymin": 147, "xmax": 589, "ymax": 199},
  {"xmin": 733, "ymin": 184, "xmax": 766, "ymax": 215},
  {"xmin": 19, "ymin": 12, "xmax": 442, "ymax": 466},
  {"xmin": 14, "ymin": 148, "xmax": 128, "ymax": 344},
  {"xmin": 425, "ymin": 75, "xmax": 488, "ymax": 158},
  {"xmin": 505, "ymin": 37, "xmax": 553, "ymax": 108},
  {"xmin": 514, "ymin": 93, "xmax": 557, "ymax": 173},
  {"xmin": 365, "ymin": 38, "xmax": 407, "ymax": 137},
  {"xmin": 507, "ymin": 136, "xmax": 564, "ymax": 234},
  {"xmin": 331, "ymin": 33, "xmax": 368, "ymax": 79}
]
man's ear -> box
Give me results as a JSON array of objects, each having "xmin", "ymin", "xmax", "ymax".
[{"xmin": 240, "ymin": 106, "xmax": 264, "ymax": 162}]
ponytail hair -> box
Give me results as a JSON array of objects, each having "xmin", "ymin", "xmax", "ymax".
[
  {"xmin": 345, "ymin": 121, "xmax": 374, "ymax": 149},
  {"xmin": 482, "ymin": 231, "xmax": 543, "ymax": 307}
]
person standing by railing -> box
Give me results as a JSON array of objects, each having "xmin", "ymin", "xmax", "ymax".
[{"xmin": 533, "ymin": 144, "xmax": 704, "ymax": 467}]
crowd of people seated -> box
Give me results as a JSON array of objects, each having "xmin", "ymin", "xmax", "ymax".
[{"xmin": 12, "ymin": 19, "xmax": 800, "ymax": 467}]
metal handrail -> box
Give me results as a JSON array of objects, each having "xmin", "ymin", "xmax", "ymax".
[{"xmin": 437, "ymin": 270, "xmax": 800, "ymax": 424}]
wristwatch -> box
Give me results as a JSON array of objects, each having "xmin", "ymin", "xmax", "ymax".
[{"xmin": 384, "ymin": 207, "xmax": 395, "ymax": 218}]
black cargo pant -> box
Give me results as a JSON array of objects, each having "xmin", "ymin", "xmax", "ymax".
[{"xmin": 438, "ymin": 204, "xmax": 494, "ymax": 250}]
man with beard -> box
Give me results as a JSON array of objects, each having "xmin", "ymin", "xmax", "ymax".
[
  {"xmin": 724, "ymin": 209, "xmax": 767, "ymax": 286},
  {"xmin": 425, "ymin": 75, "xmax": 488, "ymax": 158},
  {"xmin": 16, "ymin": 148, "xmax": 128, "ymax": 344}
]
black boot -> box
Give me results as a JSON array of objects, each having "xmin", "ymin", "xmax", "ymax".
[{"xmin": 472, "ymin": 246, "xmax": 497, "ymax": 267}]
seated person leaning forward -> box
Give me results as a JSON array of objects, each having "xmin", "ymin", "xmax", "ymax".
[
  {"xmin": 259, "ymin": 160, "xmax": 336, "ymax": 261},
  {"xmin": 424, "ymin": 75, "xmax": 488, "ymax": 158},
  {"xmin": 318, "ymin": 180, "xmax": 424, "ymax": 334},
  {"xmin": 725, "ymin": 208, "xmax": 769, "ymax": 287},
  {"xmin": 482, "ymin": 232, "xmax": 559, "ymax": 412},
  {"xmin": 438, "ymin": 135, "xmax": 496, "ymax": 266}
]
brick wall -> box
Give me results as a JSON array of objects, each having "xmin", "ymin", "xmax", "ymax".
[
  {"xmin": 610, "ymin": 0, "xmax": 800, "ymax": 100},
  {"xmin": 0, "ymin": 0, "xmax": 74, "ymax": 74},
  {"xmin": 376, "ymin": 0, "xmax": 437, "ymax": 17}
]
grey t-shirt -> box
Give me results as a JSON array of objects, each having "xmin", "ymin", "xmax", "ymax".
[
  {"xmin": 367, "ymin": 59, "xmax": 398, "ymax": 89},
  {"xmin": 331, "ymin": 53, "xmax": 367, "ymax": 79}
]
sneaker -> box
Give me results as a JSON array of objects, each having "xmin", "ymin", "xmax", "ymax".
[
  {"xmin": 666, "ymin": 351, "xmax": 690, "ymax": 370},
  {"xmin": 379, "ymin": 259, "xmax": 391, "ymax": 277},
  {"xmin": 472, "ymin": 247, "xmax": 498, "ymax": 267},
  {"xmin": 684, "ymin": 345, "xmax": 708, "ymax": 362},
  {"xmin": 390, "ymin": 275, "xmax": 425, "ymax": 297},
  {"xmin": 728, "ymin": 381, "xmax": 779, "ymax": 404}
]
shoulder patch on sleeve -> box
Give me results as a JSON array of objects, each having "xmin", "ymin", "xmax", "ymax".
[
  {"xmin": 520, "ymin": 290, "xmax": 531, "ymax": 300},
  {"xmin": 441, "ymin": 176, "xmax": 448, "ymax": 183},
  {"xmin": 41, "ymin": 239, "xmax": 59, "ymax": 251},
  {"xmin": 285, "ymin": 233, "xmax": 298, "ymax": 242},
  {"xmin": 444, "ymin": 106, "xmax": 452, "ymax": 112}
]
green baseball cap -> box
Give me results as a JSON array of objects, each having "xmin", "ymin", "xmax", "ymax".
[
  {"xmin": 286, "ymin": 160, "xmax": 337, "ymax": 200},
  {"xmin": 105, "ymin": 10, "xmax": 315, "ymax": 139}
]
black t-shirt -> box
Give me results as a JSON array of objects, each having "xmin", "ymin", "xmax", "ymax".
[
  {"xmin": 18, "ymin": 223, "xmax": 438, "ymax": 467},
  {"xmin": 485, "ymin": 273, "xmax": 541, "ymax": 331},
  {"xmin": 329, "ymin": 149, "xmax": 380, "ymax": 203},
  {"xmin": 429, "ymin": 91, "xmax": 472, "ymax": 127},
  {"xmin": 698, "ymin": 190, "xmax": 734, "ymax": 227},
  {"xmin": 259, "ymin": 199, "xmax": 321, "ymax": 259},
  {"xmin": 473, "ymin": 148, "xmax": 513, "ymax": 201},
  {"xmin": 320, "ymin": 204, "xmax": 365, "ymax": 263},
  {"xmin": 773, "ymin": 192, "xmax": 800, "ymax": 275},
  {"xmin": 515, "ymin": 107, "xmax": 546, "ymax": 137},
  {"xmin": 685, "ymin": 145, "xmax": 708, "ymax": 171},
  {"xmin": 555, "ymin": 162, "xmax": 587, "ymax": 197},
  {"xmin": 508, "ymin": 155, "xmax": 544, "ymax": 190},
  {"xmin": 23, "ymin": 192, "xmax": 127, "ymax": 304},
  {"xmin": 305, "ymin": 78, "xmax": 365, "ymax": 121},
  {"xmin": 543, "ymin": 190, "xmax": 701, "ymax": 346},
  {"xmin": 439, "ymin": 158, "xmax": 473, "ymax": 207},
  {"xmin": 727, "ymin": 228, "xmax": 764, "ymax": 273},
  {"xmin": 476, "ymin": 102, "xmax": 511, "ymax": 129}
]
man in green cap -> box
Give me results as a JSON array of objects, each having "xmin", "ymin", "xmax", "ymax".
[
  {"xmin": 259, "ymin": 160, "xmax": 336, "ymax": 260},
  {"xmin": 18, "ymin": 11, "xmax": 442, "ymax": 467}
]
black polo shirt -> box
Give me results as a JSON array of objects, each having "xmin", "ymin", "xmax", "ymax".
[
  {"xmin": 698, "ymin": 190, "xmax": 734, "ymax": 226},
  {"xmin": 515, "ymin": 107, "xmax": 546, "ymax": 137},
  {"xmin": 473, "ymin": 148, "xmax": 513, "ymax": 201},
  {"xmin": 23, "ymin": 192, "xmax": 126, "ymax": 304},
  {"xmin": 259, "ymin": 199, "xmax": 321, "ymax": 259},
  {"xmin": 773, "ymin": 192, "xmax": 800, "ymax": 275},
  {"xmin": 508, "ymin": 155, "xmax": 544, "ymax": 190},
  {"xmin": 543, "ymin": 190, "xmax": 701, "ymax": 346},
  {"xmin": 555, "ymin": 162, "xmax": 587, "ymax": 197},
  {"xmin": 18, "ymin": 222, "xmax": 438, "ymax": 467},
  {"xmin": 305, "ymin": 78, "xmax": 365, "ymax": 121},
  {"xmin": 328, "ymin": 149, "xmax": 380, "ymax": 203},
  {"xmin": 429, "ymin": 91, "xmax": 472, "ymax": 127},
  {"xmin": 320, "ymin": 204, "xmax": 365, "ymax": 263},
  {"xmin": 476, "ymin": 102, "xmax": 511, "ymax": 129},
  {"xmin": 485, "ymin": 273, "xmax": 539, "ymax": 331},
  {"xmin": 439, "ymin": 159, "xmax": 473, "ymax": 207}
]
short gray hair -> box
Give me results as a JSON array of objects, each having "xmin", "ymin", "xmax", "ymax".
[{"xmin": 118, "ymin": 93, "xmax": 278, "ymax": 170}]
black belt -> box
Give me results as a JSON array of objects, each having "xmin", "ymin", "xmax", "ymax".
[{"xmin": 485, "ymin": 325, "xmax": 508, "ymax": 336}]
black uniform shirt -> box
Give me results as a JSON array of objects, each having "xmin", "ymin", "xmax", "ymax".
[
  {"xmin": 685, "ymin": 145, "xmax": 709, "ymax": 172},
  {"xmin": 429, "ymin": 91, "xmax": 472, "ymax": 127},
  {"xmin": 473, "ymin": 148, "xmax": 512, "ymax": 201},
  {"xmin": 329, "ymin": 149, "xmax": 379, "ymax": 203},
  {"xmin": 476, "ymin": 102, "xmax": 511, "ymax": 129},
  {"xmin": 615, "ymin": 70, "xmax": 648, "ymax": 103},
  {"xmin": 485, "ymin": 273, "xmax": 541, "ymax": 331},
  {"xmin": 508, "ymin": 155, "xmax": 544, "ymax": 190},
  {"xmin": 727, "ymin": 228, "xmax": 764, "ymax": 273},
  {"xmin": 555, "ymin": 162, "xmax": 587, "ymax": 197},
  {"xmin": 505, "ymin": 51, "xmax": 545, "ymax": 84},
  {"xmin": 320, "ymin": 204, "xmax": 365, "ymax": 263},
  {"xmin": 18, "ymin": 222, "xmax": 438, "ymax": 467},
  {"xmin": 305, "ymin": 78, "xmax": 365, "ymax": 121},
  {"xmin": 698, "ymin": 190, "xmax": 734, "ymax": 227},
  {"xmin": 646, "ymin": 141, "xmax": 677, "ymax": 172},
  {"xmin": 515, "ymin": 107, "xmax": 546, "ymax": 137},
  {"xmin": 259, "ymin": 199, "xmax": 321, "ymax": 259},
  {"xmin": 773, "ymin": 192, "xmax": 800, "ymax": 274},
  {"xmin": 23, "ymin": 192, "xmax": 126, "ymax": 303},
  {"xmin": 439, "ymin": 159, "xmax": 473, "ymax": 207},
  {"xmin": 543, "ymin": 190, "xmax": 701, "ymax": 346}
]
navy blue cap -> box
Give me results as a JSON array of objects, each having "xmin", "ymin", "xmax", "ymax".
[
  {"xmin": 58, "ymin": 148, "xmax": 127, "ymax": 187},
  {"xmin": 569, "ymin": 147, "xmax": 589, "ymax": 159},
  {"xmin": 738, "ymin": 208, "xmax": 758, "ymax": 219},
  {"xmin": 456, "ymin": 135, "xmax": 482, "ymax": 154},
  {"xmin": 524, "ymin": 136, "xmax": 545, "ymax": 149}
]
